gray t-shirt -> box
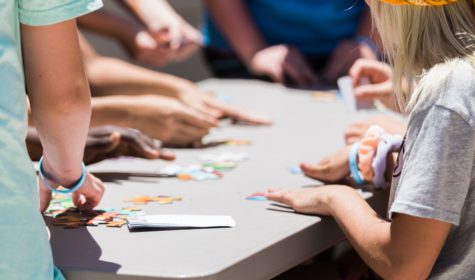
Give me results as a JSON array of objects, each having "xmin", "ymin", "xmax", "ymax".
[{"xmin": 389, "ymin": 60, "xmax": 475, "ymax": 279}]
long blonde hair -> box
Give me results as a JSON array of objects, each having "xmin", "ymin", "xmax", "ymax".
[{"xmin": 369, "ymin": 0, "xmax": 475, "ymax": 112}]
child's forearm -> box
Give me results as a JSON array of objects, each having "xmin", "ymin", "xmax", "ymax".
[
  {"xmin": 86, "ymin": 56, "xmax": 193, "ymax": 97},
  {"xmin": 327, "ymin": 187, "xmax": 435, "ymax": 279},
  {"xmin": 122, "ymin": 0, "xmax": 180, "ymax": 31},
  {"xmin": 78, "ymin": 10, "xmax": 143, "ymax": 53},
  {"xmin": 356, "ymin": 8, "xmax": 373, "ymax": 39},
  {"xmin": 204, "ymin": 0, "xmax": 267, "ymax": 66},
  {"xmin": 90, "ymin": 96, "xmax": 131, "ymax": 128},
  {"xmin": 327, "ymin": 187, "xmax": 394, "ymax": 277},
  {"xmin": 22, "ymin": 21, "xmax": 91, "ymax": 186}
]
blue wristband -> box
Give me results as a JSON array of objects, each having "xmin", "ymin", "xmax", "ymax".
[
  {"xmin": 39, "ymin": 157, "xmax": 86, "ymax": 194},
  {"xmin": 349, "ymin": 142, "xmax": 366, "ymax": 186}
]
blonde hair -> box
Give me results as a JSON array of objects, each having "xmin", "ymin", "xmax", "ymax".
[{"xmin": 369, "ymin": 0, "xmax": 475, "ymax": 112}]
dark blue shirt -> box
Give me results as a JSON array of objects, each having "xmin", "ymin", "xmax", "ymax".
[{"xmin": 203, "ymin": 0, "xmax": 365, "ymax": 56}]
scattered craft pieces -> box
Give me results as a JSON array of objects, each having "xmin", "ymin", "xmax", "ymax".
[
  {"xmin": 45, "ymin": 194, "xmax": 144, "ymax": 229},
  {"xmin": 107, "ymin": 220, "xmax": 128, "ymax": 228},
  {"xmin": 156, "ymin": 152, "xmax": 247, "ymax": 182},
  {"xmin": 48, "ymin": 208, "xmax": 143, "ymax": 229},
  {"xmin": 122, "ymin": 207, "xmax": 142, "ymax": 212},
  {"xmin": 125, "ymin": 195, "xmax": 182, "ymax": 205},
  {"xmin": 312, "ymin": 90, "xmax": 337, "ymax": 102},
  {"xmin": 203, "ymin": 161, "xmax": 237, "ymax": 171},
  {"xmin": 246, "ymin": 196, "xmax": 268, "ymax": 201},
  {"xmin": 157, "ymin": 164, "xmax": 227, "ymax": 181},
  {"xmin": 289, "ymin": 166, "xmax": 303, "ymax": 175},
  {"xmin": 197, "ymin": 134, "xmax": 252, "ymax": 148},
  {"xmin": 177, "ymin": 173, "xmax": 193, "ymax": 181}
]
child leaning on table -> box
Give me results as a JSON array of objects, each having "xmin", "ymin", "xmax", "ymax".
[
  {"xmin": 1, "ymin": 0, "xmax": 105, "ymax": 279},
  {"xmin": 266, "ymin": 0, "xmax": 475, "ymax": 278}
]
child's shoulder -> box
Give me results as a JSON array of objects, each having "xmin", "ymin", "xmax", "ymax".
[{"xmin": 433, "ymin": 59, "xmax": 475, "ymax": 127}]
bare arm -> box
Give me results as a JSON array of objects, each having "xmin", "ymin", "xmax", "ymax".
[
  {"xmin": 123, "ymin": 0, "xmax": 180, "ymax": 31},
  {"xmin": 321, "ymin": 8, "xmax": 378, "ymax": 82},
  {"xmin": 329, "ymin": 187, "xmax": 451, "ymax": 279},
  {"xmin": 78, "ymin": 9, "xmax": 145, "ymax": 55},
  {"xmin": 204, "ymin": 0, "xmax": 267, "ymax": 66},
  {"xmin": 81, "ymin": 36, "xmax": 194, "ymax": 98},
  {"xmin": 204, "ymin": 0, "xmax": 317, "ymax": 86},
  {"xmin": 267, "ymin": 186, "xmax": 451, "ymax": 279},
  {"xmin": 22, "ymin": 20, "xmax": 90, "ymax": 185}
]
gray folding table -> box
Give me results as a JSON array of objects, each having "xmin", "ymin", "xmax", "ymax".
[{"xmin": 48, "ymin": 79, "xmax": 388, "ymax": 280}]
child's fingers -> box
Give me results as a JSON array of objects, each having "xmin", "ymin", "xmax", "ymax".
[
  {"xmin": 72, "ymin": 193, "xmax": 86, "ymax": 209},
  {"xmin": 266, "ymin": 187, "xmax": 283, "ymax": 193},
  {"xmin": 265, "ymin": 189, "xmax": 293, "ymax": 205}
]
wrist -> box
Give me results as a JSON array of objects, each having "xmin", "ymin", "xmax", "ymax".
[
  {"xmin": 327, "ymin": 186, "xmax": 359, "ymax": 216},
  {"xmin": 173, "ymin": 81, "xmax": 198, "ymax": 99},
  {"xmin": 40, "ymin": 155, "xmax": 84, "ymax": 187},
  {"xmin": 242, "ymin": 43, "xmax": 270, "ymax": 69},
  {"xmin": 121, "ymin": 21, "xmax": 150, "ymax": 54}
]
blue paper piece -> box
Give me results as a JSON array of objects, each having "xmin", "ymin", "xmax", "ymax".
[
  {"xmin": 246, "ymin": 196, "xmax": 268, "ymax": 201},
  {"xmin": 289, "ymin": 166, "xmax": 302, "ymax": 175}
]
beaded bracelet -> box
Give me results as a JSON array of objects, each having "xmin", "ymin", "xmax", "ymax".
[
  {"xmin": 38, "ymin": 157, "xmax": 86, "ymax": 194},
  {"xmin": 349, "ymin": 142, "xmax": 366, "ymax": 186}
]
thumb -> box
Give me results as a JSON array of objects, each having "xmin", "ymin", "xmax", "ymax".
[
  {"xmin": 354, "ymin": 83, "xmax": 391, "ymax": 101},
  {"xmin": 136, "ymin": 31, "xmax": 158, "ymax": 49}
]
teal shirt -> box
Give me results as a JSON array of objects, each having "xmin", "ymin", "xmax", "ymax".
[
  {"xmin": 0, "ymin": 0, "xmax": 102, "ymax": 279},
  {"xmin": 203, "ymin": 0, "xmax": 365, "ymax": 55}
]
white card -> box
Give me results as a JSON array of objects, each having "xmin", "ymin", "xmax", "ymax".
[
  {"xmin": 127, "ymin": 215, "xmax": 236, "ymax": 229},
  {"xmin": 337, "ymin": 76, "xmax": 357, "ymax": 113}
]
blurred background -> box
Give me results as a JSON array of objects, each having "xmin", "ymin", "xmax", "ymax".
[{"xmin": 82, "ymin": 0, "xmax": 211, "ymax": 82}]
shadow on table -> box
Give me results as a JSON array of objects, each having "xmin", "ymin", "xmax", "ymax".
[
  {"xmin": 93, "ymin": 171, "xmax": 170, "ymax": 184},
  {"xmin": 45, "ymin": 216, "xmax": 122, "ymax": 275},
  {"xmin": 266, "ymin": 203, "xmax": 320, "ymax": 217}
]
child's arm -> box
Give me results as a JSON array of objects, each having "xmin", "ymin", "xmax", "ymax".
[
  {"xmin": 204, "ymin": 0, "xmax": 318, "ymax": 87},
  {"xmin": 78, "ymin": 5, "xmax": 199, "ymax": 67},
  {"xmin": 79, "ymin": 34, "xmax": 271, "ymax": 126},
  {"xmin": 22, "ymin": 20, "xmax": 104, "ymax": 210},
  {"xmin": 266, "ymin": 186, "xmax": 451, "ymax": 279},
  {"xmin": 22, "ymin": 20, "xmax": 89, "ymax": 185},
  {"xmin": 322, "ymin": 8, "xmax": 379, "ymax": 82},
  {"xmin": 122, "ymin": 0, "xmax": 202, "ymax": 46}
]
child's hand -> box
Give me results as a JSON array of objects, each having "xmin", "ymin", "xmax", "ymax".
[
  {"xmin": 249, "ymin": 44, "xmax": 319, "ymax": 88},
  {"xmin": 265, "ymin": 186, "xmax": 345, "ymax": 216},
  {"xmin": 349, "ymin": 59, "xmax": 393, "ymax": 101},
  {"xmin": 124, "ymin": 95, "xmax": 217, "ymax": 147},
  {"xmin": 176, "ymin": 86, "xmax": 273, "ymax": 126},
  {"xmin": 72, "ymin": 172, "xmax": 105, "ymax": 211},
  {"xmin": 300, "ymin": 146, "xmax": 351, "ymax": 183},
  {"xmin": 84, "ymin": 126, "xmax": 175, "ymax": 164}
]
